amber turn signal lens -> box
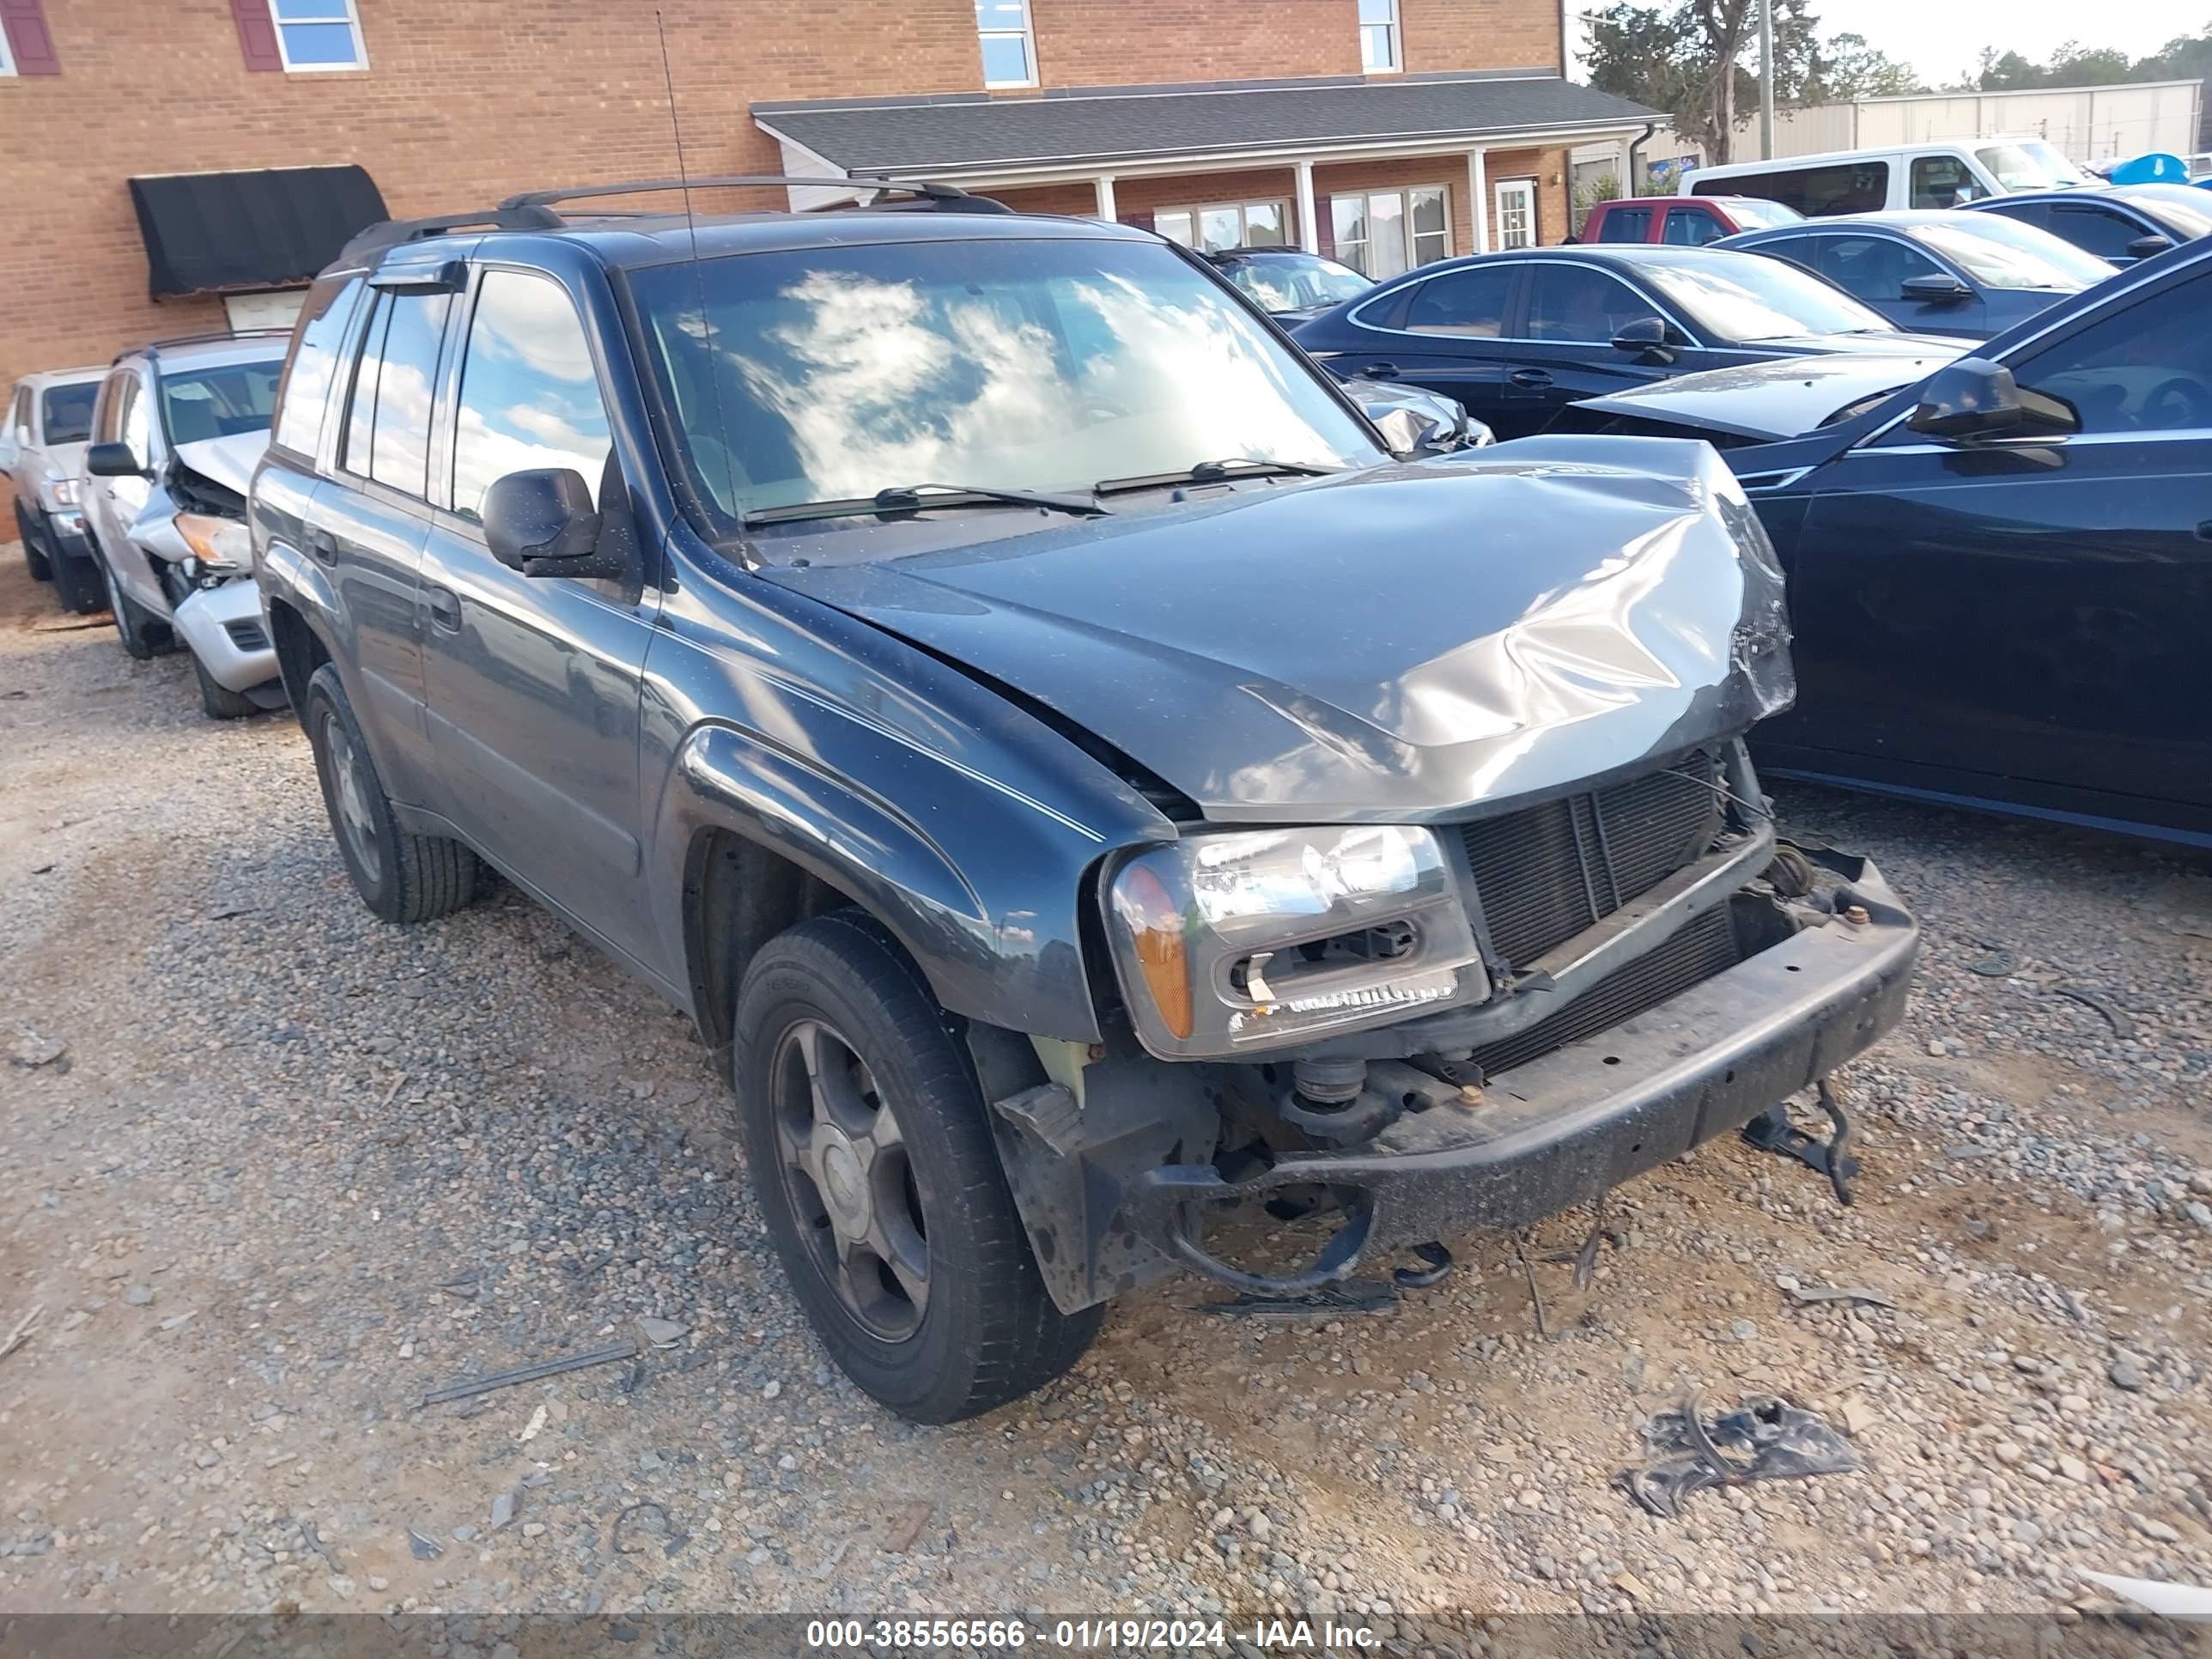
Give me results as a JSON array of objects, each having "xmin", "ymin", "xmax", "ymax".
[{"xmin": 1112, "ymin": 862, "xmax": 1194, "ymax": 1041}]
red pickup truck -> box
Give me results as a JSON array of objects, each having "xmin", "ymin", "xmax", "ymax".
[{"xmin": 1577, "ymin": 194, "xmax": 1802, "ymax": 246}]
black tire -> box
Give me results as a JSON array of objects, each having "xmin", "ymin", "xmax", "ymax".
[
  {"xmin": 94, "ymin": 546, "xmax": 170, "ymax": 660},
  {"xmin": 301, "ymin": 663, "xmax": 481, "ymax": 923},
  {"xmin": 733, "ymin": 909, "xmax": 1103, "ymax": 1423},
  {"xmin": 15, "ymin": 503, "xmax": 52, "ymax": 583},
  {"xmin": 193, "ymin": 652, "xmax": 258, "ymax": 720},
  {"xmin": 49, "ymin": 545, "xmax": 104, "ymax": 614}
]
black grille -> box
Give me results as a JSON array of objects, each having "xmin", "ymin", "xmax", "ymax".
[
  {"xmin": 1470, "ymin": 904, "xmax": 1743, "ymax": 1078},
  {"xmin": 1458, "ymin": 750, "xmax": 1723, "ymax": 969},
  {"xmin": 223, "ymin": 619, "xmax": 269, "ymax": 652}
]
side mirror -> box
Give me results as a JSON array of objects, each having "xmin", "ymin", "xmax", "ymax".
[
  {"xmin": 1610, "ymin": 316, "xmax": 1679, "ymax": 362},
  {"xmin": 86, "ymin": 441, "xmax": 146, "ymax": 477},
  {"xmin": 1906, "ymin": 357, "xmax": 2027, "ymax": 440},
  {"xmin": 2124, "ymin": 233, "xmax": 2173, "ymax": 260},
  {"xmin": 1900, "ymin": 272, "xmax": 1973, "ymax": 303},
  {"xmin": 483, "ymin": 467, "xmax": 602, "ymax": 574}
]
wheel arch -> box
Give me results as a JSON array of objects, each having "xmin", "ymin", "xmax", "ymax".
[{"xmin": 265, "ymin": 594, "xmax": 334, "ymax": 711}]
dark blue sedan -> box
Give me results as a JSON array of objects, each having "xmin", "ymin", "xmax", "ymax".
[
  {"xmin": 1715, "ymin": 210, "xmax": 2116, "ymax": 339},
  {"xmin": 1964, "ymin": 182, "xmax": 2212, "ymax": 265},
  {"xmin": 1287, "ymin": 244, "xmax": 1971, "ymax": 439}
]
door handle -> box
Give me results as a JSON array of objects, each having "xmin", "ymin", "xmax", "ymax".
[
  {"xmin": 426, "ymin": 585, "xmax": 463, "ymax": 631},
  {"xmin": 304, "ymin": 526, "xmax": 339, "ymax": 566},
  {"xmin": 1359, "ymin": 362, "xmax": 1401, "ymax": 380},
  {"xmin": 1510, "ymin": 368, "xmax": 1554, "ymax": 388}
]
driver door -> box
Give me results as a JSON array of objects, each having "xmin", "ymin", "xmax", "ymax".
[{"xmin": 1779, "ymin": 270, "xmax": 2212, "ymax": 814}]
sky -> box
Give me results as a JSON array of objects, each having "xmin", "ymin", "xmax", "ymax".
[{"xmin": 1570, "ymin": 0, "xmax": 2208, "ymax": 88}]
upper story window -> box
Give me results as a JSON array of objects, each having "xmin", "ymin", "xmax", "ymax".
[
  {"xmin": 976, "ymin": 0, "xmax": 1036, "ymax": 88},
  {"xmin": 276, "ymin": 0, "xmax": 367, "ymax": 69},
  {"xmin": 1359, "ymin": 0, "xmax": 1400, "ymax": 72}
]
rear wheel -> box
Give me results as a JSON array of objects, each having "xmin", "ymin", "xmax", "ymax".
[
  {"xmin": 15, "ymin": 503, "xmax": 52, "ymax": 583},
  {"xmin": 301, "ymin": 664, "xmax": 481, "ymax": 922},
  {"xmin": 733, "ymin": 911, "xmax": 1103, "ymax": 1422}
]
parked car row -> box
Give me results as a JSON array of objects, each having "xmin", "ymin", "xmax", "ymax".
[{"xmin": 4, "ymin": 330, "xmax": 289, "ymax": 718}]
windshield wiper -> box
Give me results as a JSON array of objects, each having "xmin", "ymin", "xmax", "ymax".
[
  {"xmin": 1093, "ymin": 458, "xmax": 1343, "ymax": 495},
  {"xmin": 744, "ymin": 482, "xmax": 1109, "ymax": 527}
]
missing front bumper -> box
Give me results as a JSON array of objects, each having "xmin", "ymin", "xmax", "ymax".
[{"xmin": 1121, "ymin": 856, "xmax": 1918, "ymax": 1291}]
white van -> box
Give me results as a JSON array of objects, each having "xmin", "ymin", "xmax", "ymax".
[{"xmin": 1679, "ymin": 138, "xmax": 2092, "ymax": 217}]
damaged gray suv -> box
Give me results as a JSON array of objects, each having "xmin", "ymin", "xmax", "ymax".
[{"xmin": 253, "ymin": 178, "xmax": 1919, "ymax": 1422}]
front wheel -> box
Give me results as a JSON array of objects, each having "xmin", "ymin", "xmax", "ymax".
[
  {"xmin": 96, "ymin": 550, "xmax": 170, "ymax": 659},
  {"xmin": 733, "ymin": 910, "xmax": 1103, "ymax": 1423},
  {"xmin": 15, "ymin": 503, "xmax": 52, "ymax": 583},
  {"xmin": 192, "ymin": 653, "xmax": 258, "ymax": 720}
]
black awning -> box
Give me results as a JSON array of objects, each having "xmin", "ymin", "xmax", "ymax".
[{"xmin": 128, "ymin": 166, "xmax": 389, "ymax": 300}]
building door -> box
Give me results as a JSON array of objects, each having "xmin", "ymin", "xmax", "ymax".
[{"xmin": 1493, "ymin": 179, "xmax": 1537, "ymax": 250}]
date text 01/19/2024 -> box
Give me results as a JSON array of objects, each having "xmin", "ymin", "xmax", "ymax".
[{"xmin": 802, "ymin": 1619, "xmax": 1381, "ymax": 1650}]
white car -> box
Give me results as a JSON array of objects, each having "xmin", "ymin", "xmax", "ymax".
[{"xmin": 2, "ymin": 365, "xmax": 107, "ymax": 611}]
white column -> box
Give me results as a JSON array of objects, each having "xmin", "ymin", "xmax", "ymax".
[
  {"xmin": 1468, "ymin": 149, "xmax": 1490, "ymax": 254},
  {"xmin": 1095, "ymin": 174, "xmax": 1117, "ymax": 222},
  {"xmin": 1294, "ymin": 161, "xmax": 1320, "ymax": 252}
]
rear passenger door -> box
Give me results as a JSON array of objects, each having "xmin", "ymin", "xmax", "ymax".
[{"xmin": 417, "ymin": 264, "xmax": 660, "ymax": 963}]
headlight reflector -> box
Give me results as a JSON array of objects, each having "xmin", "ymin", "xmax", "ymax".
[
  {"xmin": 1103, "ymin": 824, "xmax": 1487, "ymax": 1058},
  {"xmin": 41, "ymin": 477, "xmax": 82, "ymax": 509},
  {"xmin": 173, "ymin": 512, "xmax": 251, "ymax": 573}
]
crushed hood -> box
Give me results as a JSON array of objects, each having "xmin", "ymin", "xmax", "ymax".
[
  {"xmin": 763, "ymin": 438, "xmax": 1795, "ymax": 823},
  {"xmin": 1577, "ymin": 350, "xmax": 1958, "ymax": 441},
  {"xmin": 172, "ymin": 430, "xmax": 269, "ymax": 499}
]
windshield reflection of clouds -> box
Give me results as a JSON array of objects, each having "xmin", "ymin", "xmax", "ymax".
[
  {"xmin": 1649, "ymin": 264, "xmax": 1885, "ymax": 342},
  {"xmin": 640, "ymin": 244, "xmax": 1372, "ymax": 518}
]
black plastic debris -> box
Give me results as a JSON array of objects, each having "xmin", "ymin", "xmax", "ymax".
[
  {"xmin": 1194, "ymin": 1277, "xmax": 1399, "ymax": 1317},
  {"xmin": 1613, "ymin": 1392, "xmax": 1857, "ymax": 1518}
]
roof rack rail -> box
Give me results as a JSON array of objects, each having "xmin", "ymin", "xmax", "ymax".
[
  {"xmin": 493, "ymin": 174, "xmax": 1007, "ymax": 215},
  {"xmin": 336, "ymin": 208, "xmax": 562, "ymax": 266},
  {"xmin": 115, "ymin": 328, "xmax": 294, "ymax": 363}
]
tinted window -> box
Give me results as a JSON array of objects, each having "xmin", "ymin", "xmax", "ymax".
[
  {"xmin": 2047, "ymin": 203, "xmax": 2154, "ymax": 261},
  {"xmin": 342, "ymin": 293, "xmax": 387, "ymax": 475},
  {"xmin": 2015, "ymin": 278, "xmax": 2212, "ymax": 434},
  {"xmin": 1694, "ymin": 163, "xmax": 1884, "ymax": 215},
  {"xmin": 1911, "ymin": 155, "xmax": 1987, "ymax": 209},
  {"xmin": 1595, "ymin": 206, "xmax": 1651, "ymax": 242},
  {"xmin": 451, "ymin": 270, "xmax": 613, "ymax": 522},
  {"xmin": 366, "ymin": 293, "xmax": 451, "ymax": 495},
  {"xmin": 118, "ymin": 376, "xmax": 150, "ymax": 458},
  {"xmin": 159, "ymin": 362, "xmax": 281, "ymax": 447},
  {"xmin": 272, "ymin": 276, "xmax": 363, "ymax": 456},
  {"xmin": 1525, "ymin": 264, "xmax": 1662, "ymax": 343},
  {"xmin": 1663, "ymin": 207, "xmax": 1722, "ymax": 246},
  {"xmin": 1401, "ymin": 266, "xmax": 1514, "ymax": 335},
  {"xmin": 1976, "ymin": 199, "xmax": 2048, "ymax": 231},
  {"xmin": 1806, "ymin": 234, "xmax": 1942, "ymax": 301},
  {"xmin": 40, "ymin": 384, "xmax": 96, "ymax": 445}
]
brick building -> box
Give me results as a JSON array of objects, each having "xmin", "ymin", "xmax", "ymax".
[{"xmin": 1, "ymin": 0, "xmax": 1653, "ymax": 441}]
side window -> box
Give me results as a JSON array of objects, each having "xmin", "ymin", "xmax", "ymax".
[
  {"xmin": 1812, "ymin": 234, "xmax": 1942, "ymax": 301},
  {"xmin": 450, "ymin": 270, "xmax": 613, "ymax": 523},
  {"xmin": 1662, "ymin": 207, "xmax": 1722, "ymax": 246},
  {"xmin": 1401, "ymin": 266, "xmax": 1514, "ymax": 336},
  {"xmin": 2048, "ymin": 204, "xmax": 2150, "ymax": 262},
  {"xmin": 1525, "ymin": 265, "xmax": 1662, "ymax": 343},
  {"xmin": 1595, "ymin": 207, "xmax": 1651, "ymax": 243},
  {"xmin": 1978, "ymin": 200, "xmax": 2047, "ymax": 231},
  {"xmin": 341, "ymin": 293, "xmax": 389, "ymax": 477},
  {"xmin": 118, "ymin": 375, "xmax": 150, "ymax": 459},
  {"xmin": 1911, "ymin": 155, "xmax": 1985, "ymax": 210},
  {"xmin": 272, "ymin": 275, "xmax": 363, "ymax": 457},
  {"xmin": 94, "ymin": 373, "xmax": 129, "ymax": 444},
  {"xmin": 2014, "ymin": 279, "xmax": 2212, "ymax": 434},
  {"xmin": 9, "ymin": 386, "xmax": 30, "ymax": 441},
  {"xmin": 368, "ymin": 293, "xmax": 452, "ymax": 495}
]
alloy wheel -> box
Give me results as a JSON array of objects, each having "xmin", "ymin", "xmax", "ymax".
[{"xmin": 320, "ymin": 714, "xmax": 383, "ymax": 885}]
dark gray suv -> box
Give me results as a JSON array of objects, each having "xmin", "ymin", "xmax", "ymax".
[{"xmin": 253, "ymin": 177, "xmax": 1918, "ymax": 1422}]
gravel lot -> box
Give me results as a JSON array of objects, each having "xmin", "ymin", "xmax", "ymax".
[{"xmin": 3, "ymin": 547, "xmax": 2209, "ymax": 1635}]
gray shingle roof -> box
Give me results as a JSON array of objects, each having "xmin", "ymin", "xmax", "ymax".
[{"xmin": 754, "ymin": 74, "xmax": 1658, "ymax": 176}]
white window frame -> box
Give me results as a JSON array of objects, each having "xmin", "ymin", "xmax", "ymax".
[
  {"xmin": 270, "ymin": 0, "xmax": 368, "ymax": 73},
  {"xmin": 1153, "ymin": 199, "xmax": 1293, "ymax": 252},
  {"xmin": 1331, "ymin": 185, "xmax": 1450, "ymax": 277},
  {"xmin": 1359, "ymin": 0, "xmax": 1401, "ymax": 74},
  {"xmin": 1492, "ymin": 178, "xmax": 1538, "ymax": 250},
  {"xmin": 976, "ymin": 0, "xmax": 1037, "ymax": 89}
]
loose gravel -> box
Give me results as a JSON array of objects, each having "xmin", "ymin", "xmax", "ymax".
[{"xmin": 2, "ymin": 550, "xmax": 2208, "ymax": 1633}]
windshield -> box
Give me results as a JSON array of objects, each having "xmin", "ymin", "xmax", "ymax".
[
  {"xmin": 2122, "ymin": 185, "xmax": 2212, "ymax": 240},
  {"xmin": 1975, "ymin": 142, "xmax": 2087, "ymax": 191},
  {"xmin": 40, "ymin": 383, "xmax": 98, "ymax": 445},
  {"xmin": 158, "ymin": 361, "xmax": 283, "ymax": 444},
  {"xmin": 1218, "ymin": 252, "xmax": 1372, "ymax": 313},
  {"xmin": 630, "ymin": 237, "xmax": 1379, "ymax": 525},
  {"xmin": 1642, "ymin": 255, "xmax": 1893, "ymax": 343},
  {"xmin": 1723, "ymin": 197, "xmax": 1802, "ymax": 228},
  {"xmin": 1904, "ymin": 217, "xmax": 2114, "ymax": 289}
]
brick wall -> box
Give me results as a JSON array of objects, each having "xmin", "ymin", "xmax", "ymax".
[
  {"xmin": 1401, "ymin": 0, "xmax": 1561, "ymax": 75},
  {"xmin": 1027, "ymin": 0, "xmax": 1355, "ymax": 86}
]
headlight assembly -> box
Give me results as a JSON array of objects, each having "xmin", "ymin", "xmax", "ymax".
[
  {"xmin": 1103, "ymin": 824, "xmax": 1488, "ymax": 1059},
  {"xmin": 173, "ymin": 512, "xmax": 252, "ymax": 574},
  {"xmin": 40, "ymin": 477, "xmax": 82, "ymax": 509}
]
